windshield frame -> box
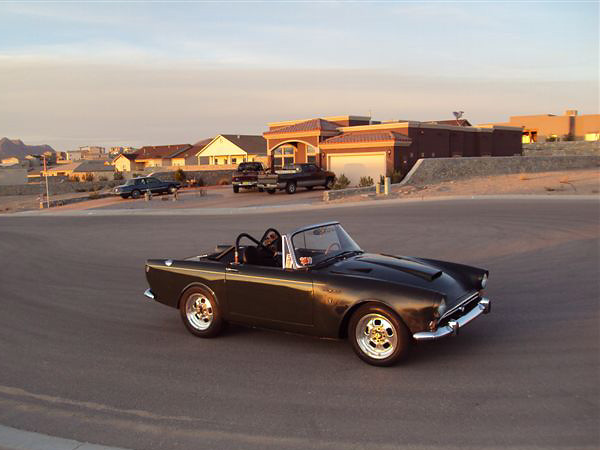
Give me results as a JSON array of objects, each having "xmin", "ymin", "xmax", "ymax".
[{"xmin": 287, "ymin": 222, "xmax": 362, "ymax": 269}]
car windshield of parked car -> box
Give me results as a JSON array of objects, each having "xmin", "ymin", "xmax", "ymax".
[{"xmin": 291, "ymin": 224, "xmax": 362, "ymax": 266}]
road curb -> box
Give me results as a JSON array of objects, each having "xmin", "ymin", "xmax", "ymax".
[
  {"xmin": 0, "ymin": 424, "xmax": 129, "ymax": 450},
  {"xmin": 1, "ymin": 194, "xmax": 598, "ymax": 217}
]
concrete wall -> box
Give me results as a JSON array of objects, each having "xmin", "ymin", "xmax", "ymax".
[
  {"xmin": 523, "ymin": 141, "xmax": 599, "ymax": 156},
  {"xmin": 0, "ymin": 168, "xmax": 27, "ymax": 186},
  {"xmin": 400, "ymin": 155, "xmax": 600, "ymax": 187},
  {"xmin": 145, "ymin": 169, "xmax": 235, "ymax": 186},
  {"xmin": 323, "ymin": 154, "xmax": 599, "ymax": 200}
]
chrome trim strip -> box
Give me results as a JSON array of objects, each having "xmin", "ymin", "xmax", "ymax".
[
  {"xmin": 413, "ymin": 297, "xmax": 491, "ymax": 341},
  {"xmin": 143, "ymin": 289, "xmax": 155, "ymax": 300},
  {"xmin": 439, "ymin": 291, "xmax": 479, "ymax": 322}
]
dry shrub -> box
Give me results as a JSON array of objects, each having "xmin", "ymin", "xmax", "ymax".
[
  {"xmin": 559, "ymin": 176, "xmax": 572, "ymax": 184},
  {"xmin": 519, "ymin": 174, "xmax": 530, "ymax": 181}
]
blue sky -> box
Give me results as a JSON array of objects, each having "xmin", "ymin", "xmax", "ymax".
[{"xmin": 0, "ymin": 1, "xmax": 598, "ymax": 150}]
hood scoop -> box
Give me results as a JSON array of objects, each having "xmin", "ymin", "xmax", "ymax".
[{"xmin": 358, "ymin": 256, "xmax": 443, "ymax": 282}]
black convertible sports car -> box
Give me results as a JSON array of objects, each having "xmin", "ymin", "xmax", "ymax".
[{"xmin": 144, "ymin": 222, "xmax": 491, "ymax": 366}]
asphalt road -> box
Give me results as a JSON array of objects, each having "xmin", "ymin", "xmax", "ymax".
[{"xmin": 0, "ymin": 198, "xmax": 598, "ymax": 450}]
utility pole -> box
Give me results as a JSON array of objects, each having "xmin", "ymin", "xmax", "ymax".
[{"xmin": 43, "ymin": 155, "xmax": 50, "ymax": 208}]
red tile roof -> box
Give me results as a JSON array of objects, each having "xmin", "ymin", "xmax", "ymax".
[
  {"xmin": 136, "ymin": 144, "xmax": 192, "ymax": 160},
  {"xmin": 177, "ymin": 138, "xmax": 212, "ymax": 158},
  {"xmin": 321, "ymin": 131, "xmax": 412, "ymax": 145},
  {"xmin": 264, "ymin": 118, "xmax": 339, "ymax": 135}
]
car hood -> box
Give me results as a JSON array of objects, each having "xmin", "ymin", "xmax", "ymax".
[{"xmin": 328, "ymin": 253, "xmax": 474, "ymax": 305}]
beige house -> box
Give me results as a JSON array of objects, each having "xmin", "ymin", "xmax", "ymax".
[
  {"xmin": 195, "ymin": 135, "xmax": 267, "ymax": 166},
  {"xmin": 112, "ymin": 153, "xmax": 144, "ymax": 172}
]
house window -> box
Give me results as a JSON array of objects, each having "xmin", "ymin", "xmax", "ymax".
[
  {"xmin": 231, "ymin": 157, "xmax": 237, "ymax": 164},
  {"xmin": 306, "ymin": 145, "xmax": 317, "ymax": 163},
  {"xmin": 273, "ymin": 146, "xmax": 295, "ymax": 168}
]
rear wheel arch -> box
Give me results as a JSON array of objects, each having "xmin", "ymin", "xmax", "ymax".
[{"xmin": 177, "ymin": 281, "xmax": 219, "ymax": 309}]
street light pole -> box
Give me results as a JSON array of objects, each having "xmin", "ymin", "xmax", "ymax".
[{"xmin": 43, "ymin": 155, "xmax": 50, "ymax": 208}]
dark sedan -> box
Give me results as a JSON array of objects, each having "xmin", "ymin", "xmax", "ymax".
[
  {"xmin": 114, "ymin": 177, "xmax": 180, "ymax": 199},
  {"xmin": 143, "ymin": 222, "xmax": 491, "ymax": 366}
]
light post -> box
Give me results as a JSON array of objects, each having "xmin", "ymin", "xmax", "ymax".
[{"xmin": 42, "ymin": 155, "xmax": 50, "ymax": 208}]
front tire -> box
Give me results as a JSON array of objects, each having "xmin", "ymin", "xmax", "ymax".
[
  {"xmin": 267, "ymin": 189, "xmax": 276, "ymax": 195},
  {"xmin": 325, "ymin": 178, "xmax": 334, "ymax": 190},
  {"xmin": 233, "ymin": 185, "xmax": 239, "ymax": 193},
  {"xmin": 120, "ymin": 194, "xmax": 129, "ymax": 199},
  {"xmin": 285, "ymin": 182, "xmax": 297, "ymax": 194},
  {"xmin": 131, "ymin": 189, "xmax": 141, "ymax": 199},
  {"xmin": 348, "ymin": 304, "xmax": 409, "ymax": 366},
  {"xmin": 257, "ymin": 187, "xmax": 264, "ymax": 192},
  {"xmin": 179, "ymin": 286, "xmax": 224, "ymax": 338}
]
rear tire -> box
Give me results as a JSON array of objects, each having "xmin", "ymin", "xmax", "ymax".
[
  {"xmin": 348, "ymin": 304, "xmax": 409, "ymax": 367},
  {"xmin": 258, "ymin": 187, "xmax": 264, "ymax": 192},
  {"xmin": 267, "ymin": 189, "xmax": 276, "ymax": 195},
  {"xmin": 131, "ymin": 190, "xmax": 141, "ymax": 199},
  {"xmin": 179, "ymin": 286, "xmax": 224, "ymax": 338},
  {"xmin": 325, "ymin": 178, "xmax": 334, "ymax": 190},
  {"xmin": 286, "ymin": 182, "xmax": 297, "ymax": 194},
  {"xmin": 233, "ymin": 185, "xmax": 239, "ymax": 193}
]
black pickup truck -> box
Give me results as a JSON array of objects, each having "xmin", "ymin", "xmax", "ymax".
[
  {"xmin": 257, "ymin": 163, "xmax": 335, "ymax": 194},
  {"xmin": 114, "ymin": 177, "xmax": 181, "ymax": 199},
  {"xmin": 232, "ymin": 162, "xmax": 266, "ymax": 193}
]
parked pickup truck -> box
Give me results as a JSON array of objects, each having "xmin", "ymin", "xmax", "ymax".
[
  {"xmin": 232, "ymin": 162, "xmax": 266, "ymax": 193},
  {"xmin": 257, "ymin": 163, "xmax": 335, "ymax": 194},
  {"xmin": 114, "ymin": 177, "xmax": 181, "ymax": 199}
]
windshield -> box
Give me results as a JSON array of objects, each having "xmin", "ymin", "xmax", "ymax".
[{"xmin": 291, "ymin": 224, "xmax": 361, "ymax": 267}]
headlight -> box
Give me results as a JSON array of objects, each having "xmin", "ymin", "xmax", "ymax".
[{"xmin": 481, "ymin": 273, "xmax": 488, "ymax": 289}]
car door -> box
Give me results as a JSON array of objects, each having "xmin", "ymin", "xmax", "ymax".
[
  {"xmin": 225, "ymin": 263, "xmax": 314, "ymax": 327},
  {"xmin": 146, "ymin": 177, "xmax": 163, "ymax": 193}
]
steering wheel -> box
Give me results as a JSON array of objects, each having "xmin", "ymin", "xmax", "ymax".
[{"xmin": 325, "ymin": 242, "xmax": 341, "ymax": 255}]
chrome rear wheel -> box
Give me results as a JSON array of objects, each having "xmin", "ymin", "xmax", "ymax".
[{"xmin": 185, "ymin": 294, "xmax": 214, "ymax": 331}]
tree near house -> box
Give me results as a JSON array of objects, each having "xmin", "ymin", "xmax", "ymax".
[{"xmin": 174, "ymin": 168, "xmax": 187, "ymax": 183}]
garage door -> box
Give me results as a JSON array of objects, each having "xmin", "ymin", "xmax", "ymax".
[{"xmin": 328, "ymin": 153, "xmax": 386, "ymax": 186}]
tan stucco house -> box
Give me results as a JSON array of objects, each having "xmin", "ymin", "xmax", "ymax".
[{"xmin": 195, "ymin": 135, "xmax": 267, "ymax": 166}]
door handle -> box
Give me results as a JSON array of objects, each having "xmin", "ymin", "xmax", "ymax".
[{"xmin": 225, "ymin": 267, "xmax": 239, "ymax": 273}]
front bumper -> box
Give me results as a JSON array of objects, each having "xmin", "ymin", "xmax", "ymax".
[
  {"xmin": 232, "ymin": 181, "xmax": 257, "ymax": 187},
  {"xmin": 412, "ymin": 297, "xmax": 491, "ymax": 341}
]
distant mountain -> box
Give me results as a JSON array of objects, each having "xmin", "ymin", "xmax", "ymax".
[{"xmin": 0, "ymin": 137, "xmax": 55, "ymax": 159}]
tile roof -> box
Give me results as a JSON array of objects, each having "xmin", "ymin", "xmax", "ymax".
[
  {"xmin": 176, "ymin": 138, "xmax": 212, "ymax": 159},
  {"xmin": 321, "ymin": 131, "xmax": 412, "ymax": 145},
  {"xmin": 264, "ymin": 118, "xmax": 340, "ymax": 135},
  {"xmin": 74, "ymin": 160, "xmax": 114, "ymax": 172},
  {"xmin": 136, "ymin": 144, "xmax": 192, "ymax": 160},
  {"xmin": 221, "ymin": 135, "xmax": 267, "ymax": 155},
  {"xmin": 425, "ymin": 119, "xmax": 472, "ymax": 127},
  {"xmin": 113, "ymin": 153, "xmax": 138, "ymax": 162}
]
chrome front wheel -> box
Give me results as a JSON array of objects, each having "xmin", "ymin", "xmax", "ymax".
[
  {"xmin": 349, "ymin": 304, "xmax": 409, "ymax": 366},
  {"xmin": 355, "ymin": 313, "xmax": 398, "ymax": 360}
]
